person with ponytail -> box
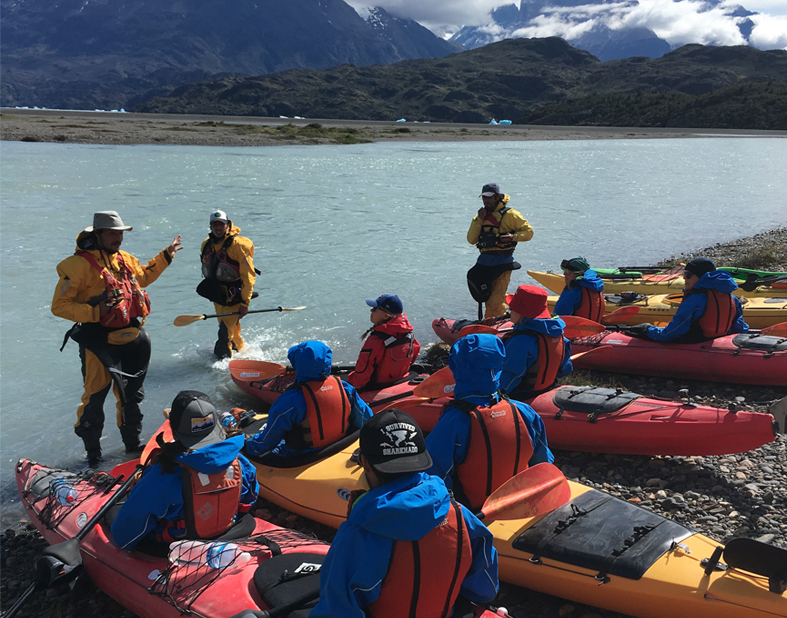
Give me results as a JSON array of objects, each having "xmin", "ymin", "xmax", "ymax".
[{"xmin": 346, "ymin": 295, "xmax": 421, "ymax": 390}]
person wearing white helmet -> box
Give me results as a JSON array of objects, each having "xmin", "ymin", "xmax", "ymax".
[{"xmin": 198, "ymin": 209, "xmax": 257, "ymax": 359}]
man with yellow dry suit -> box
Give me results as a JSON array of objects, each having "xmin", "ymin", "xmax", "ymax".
[
  {"xmin": 198, "ymin": 210, "xmax": 257, "ymax": 359},
  {"xmin": 52, "ymin": 211, "xmax": 182, "ymax": 468},
  {"xmin": 467, "ymin": 183, "xmax": 534, "ymax": 319}
]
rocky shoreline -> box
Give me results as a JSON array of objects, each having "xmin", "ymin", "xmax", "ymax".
[{"xmin": 2, "ymin": 228, "xmax": 786, "ymax": 618}]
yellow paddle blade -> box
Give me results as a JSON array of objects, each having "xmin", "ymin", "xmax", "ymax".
[
  {"xmin": 600, "ymin": 305, "xmax": 640, "ymax": 325},
  {"xmin": 412, "ymin": 366, "xmax": 455, "ymax": 399},
  {"xmin": 229, "ymin": 359, "xmax": 287, "ymax": 382},
  {"xmin": 173, "ymin": 314, "xmax": 207, "ymax": 327},
  {"xmin": 280, "ymin": 306, "xmax": 307, "ymax": 311},
  {"xmin": 478, "ymin": 463, "xmax": 570, "ymax": 522}
]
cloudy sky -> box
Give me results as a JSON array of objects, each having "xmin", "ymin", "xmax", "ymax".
[{"xmin": 346, "ymin": 0, "xmax": 787, "ymax": 49}]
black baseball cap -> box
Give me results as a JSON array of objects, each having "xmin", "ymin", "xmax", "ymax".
[
  {"xmin": 480, "ymin": 183, "xmax": 501, "ymax": 196},
  {"xmin": 360, "ymin": 409, "xmax": 432, "ymax": 475},
  {"xmin": 169, "ymin": 391, "xmax": 225, "ymax": 450}
]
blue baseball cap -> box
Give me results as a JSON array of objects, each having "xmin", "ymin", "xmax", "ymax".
[{"xmin": 366, "ymin": 294, "xmax": 403, "ymax": 315}]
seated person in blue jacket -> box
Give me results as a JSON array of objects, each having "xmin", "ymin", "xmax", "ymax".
[
  {"xmin": 310, "ymin": 408, "xmax": 499, "ymax": 618},
  {"xmin": 245, "ymin": 341, "xmax": 373, "ymax": 457},
  {"xmin": 425, "ymin": 333, "xmax": 553, "ymax": 511},
  {"xmin": 629, "ymin": 257, "xmax": 749, "ymax": 343},
  {"xmin": 552, "ymin": 256, "xmax": 606, "ymax": 322},
  {"xmin": 500, "ymin": 285, "xmax": 572, "ymax": 396},
  {"xmin": 111, "ymin": 391, "xmax": 259, "ymax": 550}
]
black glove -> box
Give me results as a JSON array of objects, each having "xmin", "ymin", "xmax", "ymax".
[{"xmin": 626, "ymin": 323, "xmax": 653, "ymax": 339}]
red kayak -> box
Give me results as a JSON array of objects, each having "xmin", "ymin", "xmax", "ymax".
[
  {"xmin": 15, "ymin": 458, "xmax": 330, "ymax": 618},
  {"xmin": 524, "ymin": 386, "xmax": 778, "ymax": 456},
  {"xmin": 229, "ymin": 362, "xmax": 451, "ymax": 432},
  {"xmin": 570, "ymin": 330, "xmax": 787, "ymax": 386},
  {"xmin": 16, "ymin": 456, "xmax": 504, "ymax": 618},
  {"xmin": 433, "ymin": 317, "xmax": 787, "ymax": 386}
]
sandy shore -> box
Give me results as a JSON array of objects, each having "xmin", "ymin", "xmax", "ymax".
[{"xmin": 3, "ymin": 108, "xmax": 787, "ymax": 147}]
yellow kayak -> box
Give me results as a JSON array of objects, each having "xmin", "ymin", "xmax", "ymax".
[
  {"xmin": 543, "ymin": 291, "xmax": 787, "ymax": 329},
  {"xmin": 529, "ymin": 270, "xmax": 787, "ymax": 299},
  {"xmin": 248, "ymin": 436, "xmax": 787, "ymax": 618}
]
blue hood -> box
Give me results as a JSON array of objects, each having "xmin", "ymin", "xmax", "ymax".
[
  {"xmin": 515, "ymin": 316, "xmax": 566, "ymax": 337},
  {"xmin": 176, "ymin": 434, "xmax": 245, "ymax": 474},
  {"xmin": 695, "ymin": 270, "xmax": 739, "ymax": 293},
  {"xmin": 350, "ymin": 472, "xmax": 450, "ymax": 541},
  {"xmin": 288, "ymin": 341, "xmax": 332, "ymax": 381},
  {"xmin": 449, "ymin": 334, "xmax": 504, "ymax": 399},
  {"xmin": 577, "ymin": 270, "xmax": 604, "ymax": 292}
]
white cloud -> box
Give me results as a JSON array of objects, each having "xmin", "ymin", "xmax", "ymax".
[{"xmin": 345, "ymin": 0, "xmax": 787, "ymax": 50}]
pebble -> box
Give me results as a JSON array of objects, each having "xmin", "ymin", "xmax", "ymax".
[{"xmin": 3, "ymin": 230, "xmax": 786, "ymax": 618}]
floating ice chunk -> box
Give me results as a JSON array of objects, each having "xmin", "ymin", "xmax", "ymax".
[
  {"xmin": 489, "ymin": 119, "xmax": 498, "ymax": 125},
  {"xmin": 396, "ymin": 118, "xmax": 406, "ymax": 122},
  {"xmin": 499, "ymin": 120, "xmax": 512, "ymax": 125}
]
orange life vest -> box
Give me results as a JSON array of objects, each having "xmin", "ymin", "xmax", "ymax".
[
  {"xmin": 697, "ymin": 288, "xmax": 736, "ymax": 338},
  {"xmin": 575, "ymin": 287, "xmax": 606, "ymax": 323},
  {"xmin": 453, "ymin": 398, "xmax": 533, "ymax": 510},
  {"xmin": 504, "ymin": 330, "xmax": 565, "ymax": 393},
  {"xmin": 367, "ymin": 500, "xmax": 472, "ymax": 618},
  {"xmin": 78, "ymin": 251, "xmax": 150, "ymax": 329},
  {"xmin": 292, "ymin": 376, "xmax": 351, "ymax": 449},
  {"xmin": 181, "ymin": 457, "xmax": 242, "ymax": 539}
]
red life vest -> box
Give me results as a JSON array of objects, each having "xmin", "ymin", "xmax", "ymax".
[
  {"xmin": 292, "ymin": 376, "xmax": 351, "ymax": 449},
  {"xmin": 369, "ymin": 331, "xmax": 420, "ymax": 384},
  {"xmin": 453, "ymin": 398, "xmax": 533, "ymax": 510},
  {"xmin": 181, "ymin": 457, "xmax": 242, "ymax": 539},
  {"xmin": 477, "ymin": 206, "xmax": 516, "ymax": 255},
  {"xmin": 201, "ymin": 236, "xmax": 241, "ymax": 284},
  {"xmin": 697, "ymin": 288, "xmax": 736, "ymax": 338},
  {"xmin": 575, "ymin": 287, "xmax": 606, "ymax": 323},
  {"xmin": 367, "ymin": 500, "xmax": 472, "ymax": 618},
  {"xmin": 78, "ymin": 251, "xmax": 150, "ymax": 329}
]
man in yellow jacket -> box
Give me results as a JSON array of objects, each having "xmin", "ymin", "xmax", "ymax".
[
  {"xmin": 52, "ymin": 211, "xmax": 182, "ymax": 467},
  {"xmin": 467, "ymin": 183, "xmax": 533, "ymax": 318},
  {"xmin": 198, "ymin": 210, "xmax": 256, "ymax": 359}
]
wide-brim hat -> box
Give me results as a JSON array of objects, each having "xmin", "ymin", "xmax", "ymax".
[
  {"xmin": 509, "ymin": 284, "xmax": 551, "ymax": 319},
  {"xmin": 83, "ymin": 211, "xmax": 133, "ymax": 233},
  {"xmin": 360, "ymin": 409, "xmax": 432, "ymax": 476},
  {"xmin": 169, "ymin": 391, "xmax": 225, "ymax": 450}
]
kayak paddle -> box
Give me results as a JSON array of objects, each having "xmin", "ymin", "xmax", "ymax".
[
  {"xmin": 561, "ymin": 315, "xmax": 606, "ymax": 338},
  {"xmin": 229, "ymin": 360, "xmax": 288, "ymax": 382},
  {"xmin": 739, "ymin": 273, "xmax": 787, "ymax": 292},
  {"xmin": 174, "ymin": 306, "xmax": 306, "ymax": 327},
  {"xmin": 600, "ymin": 305, "xmax": 640, "ymax": 325},
  {"xmin": 475, "ymin": 463, "xmax": 570, "ymax": 522},
  {"xmin": 5, "ymin": 464, "xmax": 143, "ymax": 618},
  {"xmin": 760, "ymin": 321, "xmax": 787, "ymax": 337}
]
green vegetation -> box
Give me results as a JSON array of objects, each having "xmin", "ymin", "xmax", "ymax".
[
  {"xmin": 232, "ymin": 122, "xmax": 372, "ymax": 144},
  {"xmin": 733, "ymin": 243, "xmax": 787, "ymax": 270},
  {"xmin": 134, "ymin": 40, "xmax": 787, "ymax": 130},
  {"xmin": 519, "ymin": 81, "xmax": 787, "ymax": 130}
]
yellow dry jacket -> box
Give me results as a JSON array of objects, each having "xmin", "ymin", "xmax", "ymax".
[
  {"xmin": 199, "ymin": 224, "xmax": 256, "ymax": 307},
  {"xmin": 466, "ymin": 195, "xmax": 534, "ymax": 255},
  {"xmin": 52, "ymin": 231, "xmax": 172, "ymax": 326}
]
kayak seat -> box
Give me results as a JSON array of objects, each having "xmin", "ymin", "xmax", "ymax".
[
  {"xmin": 605, "ymin": 293, "xmax": 646, "ymax": 305},
  {"xmin": 253, "ymin": 553, "xmax": 324, "ymax": 618},
  {"xmin": 245, "ymin": 430, "xmax": 360, "ymax": 469},
  {"xmin": 552, "ymin": 387, "xmax": 641, "ymax": 421},
  {"xmin": 732, "ymin": 334, "xmax": 787, "ymax": 355},
  {"xmin": 512, "ymin": 489, "xmax": 691, "ymax": 580},
  {"xmin": 723, "ymin": 537, "xmax": 787, "ymax": 594}
]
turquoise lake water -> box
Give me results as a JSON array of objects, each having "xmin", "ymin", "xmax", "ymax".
[{"xmin": 1, "ymin": 137, "xmax": 786, "ymax": 523}]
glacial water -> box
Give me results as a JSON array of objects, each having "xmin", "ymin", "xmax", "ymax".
[{"xmin": 1, "ymin": 136, "xmax": 785, "ymax": 524}]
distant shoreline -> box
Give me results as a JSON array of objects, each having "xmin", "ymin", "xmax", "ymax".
[{"xmin": 3, "ymin": 108, "xmax": 787, "ymax": 147}]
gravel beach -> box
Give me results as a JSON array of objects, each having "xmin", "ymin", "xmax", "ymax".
[{"xmin": 1, "ymin": 170, "xmax": 785, "ymax": 618}]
